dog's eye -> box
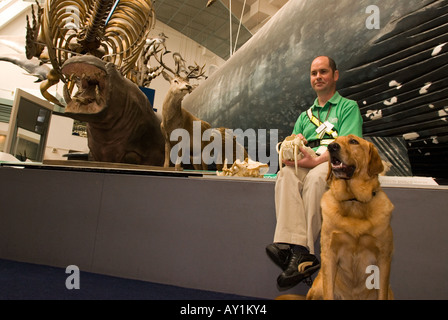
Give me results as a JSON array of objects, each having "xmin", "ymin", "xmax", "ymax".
[{"xmin": 349, "ymin": 138, "xmax": 359, "ymax": 145}]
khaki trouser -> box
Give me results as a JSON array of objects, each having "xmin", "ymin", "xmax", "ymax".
[{"xmin": 273, "ymin": 162, "xmax": 329, "ymax": 254}]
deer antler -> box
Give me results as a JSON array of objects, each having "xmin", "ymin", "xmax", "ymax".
[
  {"xmin": 155, "ymin": 51, "xmax": 207, "ymax": 79},
  {"xmin": 154, "ymin": 50, "xmax": 177, "ymax": 76},
  {"xmin": 185, "ymin": 62, "xmax": 207, "ymax": 80}
]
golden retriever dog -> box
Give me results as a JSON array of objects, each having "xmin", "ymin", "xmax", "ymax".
[{"xmin": 306, "ymin": 135, "xmax": 394, "ymax": 300}]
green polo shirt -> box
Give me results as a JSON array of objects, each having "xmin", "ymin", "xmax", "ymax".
[{"xmin": 292, "ymin": 92, "xmax": 363, "ymax": 151}]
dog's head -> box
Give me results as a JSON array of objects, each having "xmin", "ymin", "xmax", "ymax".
[{"xmin": 327, "ymin": 135, "xmax": 384, "ymax": 181}]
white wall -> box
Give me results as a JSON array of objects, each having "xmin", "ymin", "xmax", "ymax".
[
  {"xmin": 44, "ymin": 114, "xmax": 90, "ymax": 159},
  {"xmin": 0, "ymin": 3, "xmax": 225, "ymax": 161},
  {"xmin": 0, "ymin": 8, "xmax": 44, "ymax": 100}
]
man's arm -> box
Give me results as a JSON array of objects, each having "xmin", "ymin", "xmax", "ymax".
[
  {"xmin": 337, "ymin": 100, "xmax": 363, "ymax": 137},
  {"xmin": 283, "ymin": 148, "xmax": 329, "ymax": 169}
]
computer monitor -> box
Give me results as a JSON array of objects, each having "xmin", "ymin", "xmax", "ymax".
[{"xmin": 4, "ymin": 89, "xmax": 53, "ymax": 162}]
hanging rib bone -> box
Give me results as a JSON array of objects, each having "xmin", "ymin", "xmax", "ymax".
[{"xmin": 25, "ymin": 0, "xmax": 155, "ymax": 106}]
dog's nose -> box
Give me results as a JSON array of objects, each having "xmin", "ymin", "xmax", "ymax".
[{"xmin": 328, "ymin": 142, "xmax": 340, "ymax": 153}]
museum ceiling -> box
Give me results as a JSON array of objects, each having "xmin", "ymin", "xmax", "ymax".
[
  {"xmin": 6, "ymin": 0, "xmax": 287, "ymax": 60},
  {"xmin": 151, "ymin": 0, "xmax": 289, "ymax": 60},
  {"xmin": 1, "ymin": 0, "xmax": 287, "ymax": 59}
]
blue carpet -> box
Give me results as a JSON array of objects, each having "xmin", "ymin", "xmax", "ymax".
[{"xmin": 0, "ymin": 258, "xmax": 259, "ymax": 300}]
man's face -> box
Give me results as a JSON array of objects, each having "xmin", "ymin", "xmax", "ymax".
[{"xmin": 310, "ymin": 57, "xmax": 339, "ymax": 93}]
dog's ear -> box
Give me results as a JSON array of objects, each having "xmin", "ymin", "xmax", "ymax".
[{"xmin": 368, "ymin": 143, "xmax": 384, "ymax": 177}]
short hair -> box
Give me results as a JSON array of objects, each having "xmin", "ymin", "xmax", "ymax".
[
  {"xmin": 327, "ymin": 57, "xmax": 337, "ymax": 72},
  {"xmin": 312, "ymin": 56, "xmax": 338, "ymax": 73}
]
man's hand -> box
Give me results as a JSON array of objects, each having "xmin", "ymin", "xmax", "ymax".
[
  {"xmin": 296, "ymin": 133, "xmax": 307, "ymax": 145},
  {"xmin": 282, "ymin": 148, "xmax": 329, "ymax": 169}
]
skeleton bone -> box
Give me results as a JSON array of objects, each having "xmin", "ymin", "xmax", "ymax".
[
  {"xmin": 25, "ymin": 0, "xmax": 155, "ymax": 106},
  {"xmin": 277, "ymin": 135, "xmax": 316, "ymax": 175},
  {"xmin": 217, "ymin": 158, "xmax": 269, "ymax": 178}
]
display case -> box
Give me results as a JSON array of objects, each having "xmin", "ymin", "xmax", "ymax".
[{"xmin": 3, "ymin": 89, "xmax": 53, "ymax": 161}]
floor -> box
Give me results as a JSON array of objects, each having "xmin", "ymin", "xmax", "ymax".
[{"xmin": 0, "ymin": 258, "xmax": 260, "ymax": 300}]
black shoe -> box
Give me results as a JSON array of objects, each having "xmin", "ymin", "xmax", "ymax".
[
  {"xmin": 277, "ymin": 253, "xmax": 320, "ymax": 290},
  {"xmin": 266, "ymin": 243, "xmax": 291, "ymax": 270}
]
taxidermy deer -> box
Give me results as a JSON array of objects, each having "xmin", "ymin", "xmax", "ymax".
[
  {"xmin": 158, "ymin": 52, "xmax": 211, "ymax": 170},
  {"xmin": 158, "ymin": 52, "xmax": 247, "ymax": 171}
]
